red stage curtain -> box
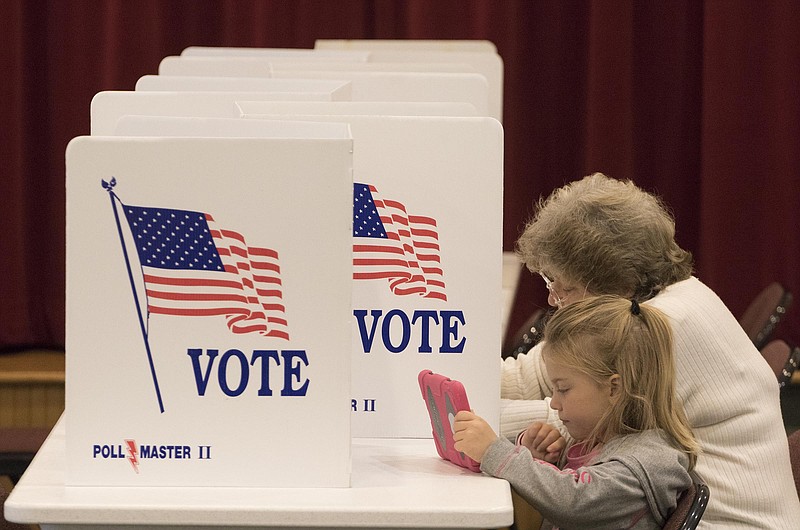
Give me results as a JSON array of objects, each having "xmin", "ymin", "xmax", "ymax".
[{"xmin": 1, "ymin": 0, "xmax": 798, "ymax": 350}]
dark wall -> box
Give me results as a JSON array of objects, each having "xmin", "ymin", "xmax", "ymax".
[{"xmin": 2, "ymin": 0, "xmax": 799, "ymax": 350}]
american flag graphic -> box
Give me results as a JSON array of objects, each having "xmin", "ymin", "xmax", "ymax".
[
  {"xmin": 353, "ymin": 183, "xmax": 446, "ymax": 301},
  {"xmin": 122, "ymin": 204, "xmax": 289, "ymax": 339}
]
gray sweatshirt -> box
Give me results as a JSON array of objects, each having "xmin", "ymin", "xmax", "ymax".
[{"xmin": 481, "ymin": 429, "xmax": 692, "ymax": 529}]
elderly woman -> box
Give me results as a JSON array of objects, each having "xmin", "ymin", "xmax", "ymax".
[{"xmin": 502, "ymin": 173, "xmax": 800, "ymax": 528}]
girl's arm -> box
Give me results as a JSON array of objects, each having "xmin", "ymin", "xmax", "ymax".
[{"xmin": 481, "ymin": 439, "xmax": 659, "ymax": 529}]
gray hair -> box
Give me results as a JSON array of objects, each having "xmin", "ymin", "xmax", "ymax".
[{"xmin": 516, "ymin": 173, "xmax": 693, "ymax": 301}]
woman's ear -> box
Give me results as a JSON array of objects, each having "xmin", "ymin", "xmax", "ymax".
[{"xmin": 608, "ymin": 374, "xmax": 622, "ymax": 399}]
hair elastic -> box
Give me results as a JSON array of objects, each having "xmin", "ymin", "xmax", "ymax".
[{"xmin": 630, "ymin": 299, "xmax": 641, "ymax": 315}]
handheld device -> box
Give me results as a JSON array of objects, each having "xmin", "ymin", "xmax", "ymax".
[{"xmin": 417, "ymin": 369, "xmax": 481, "ymax": 472}]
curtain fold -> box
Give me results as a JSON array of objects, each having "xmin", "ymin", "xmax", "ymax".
[
  {"xmin": 1, "ymin": 0, "xmax": 798, "ymax": 349},
  {"xmin": 700, "ymin": 1, "xmax": 800, "ymax": 321}
]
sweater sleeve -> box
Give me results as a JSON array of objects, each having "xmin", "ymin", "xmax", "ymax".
[
  {"xmin": 499, "ymin": 398, "xmax": 562, "ymax": 440},
  {"xmin": 481, "ymin": 438, "xmax": 661, "ymax": 530},
  {"xmin": 500, "ymin": 341, "xmax": 551, "ymax": 399},
  {"xmin": 499, "ymin": 341, "xmax": 562, "ymax": 439}
]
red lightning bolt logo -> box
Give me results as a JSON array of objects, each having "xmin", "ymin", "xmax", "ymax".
[{"xmin": 124, "ymin": 439, "xmax": 139, "ymax": 473}]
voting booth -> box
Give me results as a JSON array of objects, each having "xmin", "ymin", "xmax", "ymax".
[
  {"xmin": 7, "ymin": 39, "xmax": 516, "ymax": 530},
  {"xmin": 156, "ymin": 56, "xmax": 490, "ymax": 118},
  {"xmin": 234, "ymin": 100, "xmax": 478, "ymax": 117},
  {"xmin": 90, "ymin": 83, "xmax": 357, "ymax": 136},
  {"xmin": 39, "ymin": 38, "xmax": 504, "ymax": 489},
  {"xmin": 237, "ymin": 112, "xmax": 504, "ymax": 438},
  {"xmin": 105, "ymin": 112, "xmax": 504, "ymax": 439},
  {"xmin": 84, "ymin": 47, "xmax": 504, "ymax": 446},
  {"xmin": 65, "ymin": 125, "xmax": 354, "ymax": 487},
  {"xmin": 181, "ymin": 43, "xmax": 504, "ymax": 121},
  {"xmin": 133, "ymin": 76, "xmax": 353, "ymax": 97},
  {"xmin": 312, "ymin": 39, "xmax": 498, "ymax": 53}
]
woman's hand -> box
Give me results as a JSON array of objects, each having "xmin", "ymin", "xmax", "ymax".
[
  {"xmin": 453, "ymin": 410, "xmax": 498, "ymax": 463},
  {"xmin": 520, "ymin": 421, "xmax": 566, "ymax": 463}
]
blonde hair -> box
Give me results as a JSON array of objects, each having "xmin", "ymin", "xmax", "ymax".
[
  {"xmin": 516, "ymin": 173, "xmax": 693, "ymax": 301},
  {"xmin": 542, "ymin": 295, "xmax": 699, "ymax": 469}
]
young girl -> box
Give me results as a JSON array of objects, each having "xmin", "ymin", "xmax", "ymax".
[{"xmin": 454, "ymin": 295, "xmax": 700, "ymax": 529}]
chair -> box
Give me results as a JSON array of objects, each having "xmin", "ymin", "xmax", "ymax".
[
  {"xmin": 509, "ymin": 488, "xmax": 543, "ymax": 530},
  {"xmin": 759, "ymin": 339, "xmax": 800, "ymax": 388},
  {"xmin": 738, "ymin": 282, "xmax": 793, "ymax": 350},
  {"xmin": 662, "ymin": 482, "xmax": 710, "ymax": 530},
  {"xmin": 788, "ymin": 429, "xmax": 800, "ymax": 497},
  {"xmin": 509, "ymin": 482, "xmax": 709, "ymax": 530},
  {"xmin": 502, "ymin": 308, "xmax": 547, "ymax": 360}
]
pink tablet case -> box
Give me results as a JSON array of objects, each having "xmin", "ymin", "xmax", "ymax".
[{"xmin": 418, "ymin": 369, "xmax": 481, "ymax": 472}]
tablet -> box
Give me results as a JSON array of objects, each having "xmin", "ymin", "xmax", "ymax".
[{"xmin": 418, "ymin": 369, "xmax": 481, "ymax": 472}]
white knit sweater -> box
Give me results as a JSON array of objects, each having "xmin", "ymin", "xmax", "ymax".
[{"xmin": 500, "ymin": 276, "xmax": 800, "ymax": 528}]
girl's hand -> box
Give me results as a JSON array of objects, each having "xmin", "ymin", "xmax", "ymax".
[
  {"xmin": 520, "ymin": 421, "xmax": 566, "ymax": 463},
  {"xmin": 453, "ymin": 410, "xmax": 498, "ymax": 463}
]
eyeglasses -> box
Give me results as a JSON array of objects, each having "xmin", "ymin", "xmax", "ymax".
[{"xmin": 539, "ymin": 271, "xmax": 565, "ymax": 308}]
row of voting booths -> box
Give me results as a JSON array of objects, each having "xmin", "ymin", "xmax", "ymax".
[{"xmin": 66, "ymin": 40, "xmax": 505, "ymax": 488}]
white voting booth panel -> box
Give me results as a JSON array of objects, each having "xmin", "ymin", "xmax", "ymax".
[
  {"xmin": 113, "ymin": 115, "xmax": 351, "ymax": 139},
  {"xmin": 180, "ymin": 47, "xmax": 372, "ymax": 60},
  {"xmin": 179, "ymin": 46, "xmax": 482, "ymax": 78},
  {"xmin": 90, "ymin": 90, "xmax": 345, "ymax": 136},
  {"xmin": 168, "ymin": 47, "xmax": 502, "ymax": 121},
  {"xmin": 158, "ymin": 55, "xmax": 365, "ymax": 78},
  {"xmin": 134, "ymin": 75, "xmax": 352, "ymax": 100},
  {"xmin": 235, "ymin": 101, "xmax": 478, "ymax": 117},
  {"xmin": 241, "ymin": 114, "xmax": 503, "ymax": 438},
  {"xmin": 114, "ymin": 115, "xmax": 503, "ymax": 439},
  {"xmin": 314, "ymin": 39, "xmax": 498, "ymax": 53},
  {"xmin": 269, "ymin": 70, "xmax": 490, "ymax": 117},
  {"xmin": 157, "ymin": 56, "xmax": 490, "ymax": 118},
  {"xmin": 502, "ymin": 252, "xmax": 523, "ymax": 338},
  {"xmin": 264, "ymin": 61, "xmax": 485, "ymax": 110},
  {"xmin": 315, "ymin": 43, "xmax": 502, "ymax": 121},
  {"xmin": 265, "ymin": 61, "xmax": 476, "ymax": 74},
  {"xmin": 65, "ymin": 130, "xmax": 354, "ymax": 487},
  {"xmin": 363, "ymin": 50, "xmax": 502, "ymax": 122},
  {"xmin": 183, "ymin": 41, "xmax": 496, "ymax": 55},
  {"xmin": 109, "ymin": 114, "xmax": 501, "ymax": 438}
]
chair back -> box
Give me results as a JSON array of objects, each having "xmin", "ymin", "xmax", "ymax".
[
  {"xmin": 502, "ymin": 308, "xmax": 546, "ymax": 360},
  {"xmin": 662, "ymin": 482, "xmax": 710, "ymax": 530},
  {"xmin": 738, "ymin": 282, "xmax": 792, "ymax": 350},
  {"xmin": 759, "ymin": 339, "xmax": 800, "ymax": 388}
]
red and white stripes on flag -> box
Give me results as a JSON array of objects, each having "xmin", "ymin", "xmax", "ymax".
[
  {"xmin": 352, "ymin": 183, "xmax": 447, "ymax": 301},
  {"xmin": 122, "ymin": 204, "xmax": 289, "ymax": 339}
]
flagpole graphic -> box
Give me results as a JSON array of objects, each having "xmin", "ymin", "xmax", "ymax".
[
  {"xmin": 102, "ymin": 179, "xmax": 290, "ymax": 413},
  {"xmin": 103, "ymin": 177, "xmax": 165, "ymax": 413}
]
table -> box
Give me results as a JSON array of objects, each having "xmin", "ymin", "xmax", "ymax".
[{"xmin": 5, "ymin": 414, "xmax": 513, "ymax": 529}]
